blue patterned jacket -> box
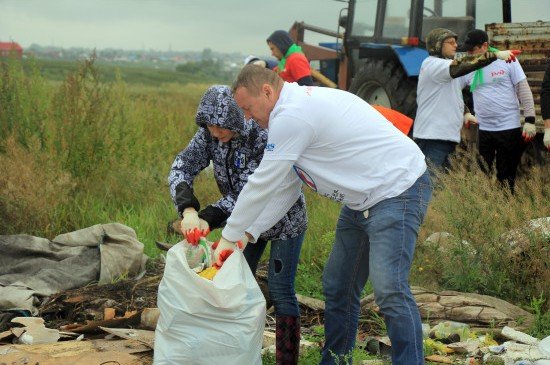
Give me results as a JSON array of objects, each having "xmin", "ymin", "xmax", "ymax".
[{"xmin": 168, "ymin": 85, "xmax": 307, "ymax": 241}]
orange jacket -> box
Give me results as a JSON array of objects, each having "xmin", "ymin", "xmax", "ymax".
[{"xmin": 372, "ymin": 105, "xmax": 413, "ymax": 135}]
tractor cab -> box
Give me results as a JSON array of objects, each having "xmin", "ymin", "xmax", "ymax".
[
  {"xmin": 348, "ymin": 0, "xmax": 476, "ymax": 48},
  {"xmin": 330, "ymin": 0, "xmax": 514, "ymax": 117}
]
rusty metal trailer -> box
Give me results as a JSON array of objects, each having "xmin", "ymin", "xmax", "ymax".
[{"xmin": 487, "ymin": 21, "xmax": 550, "ymax": 133}]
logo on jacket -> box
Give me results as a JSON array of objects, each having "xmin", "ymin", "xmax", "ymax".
[
  {"xmin": 235, "ymin": 151, "xmax": 246, "ymax": 168},
  {"xmin": 265, "ymin": 143, "xmax": 275, "ymax": 152},
  {"xmin": 293, "ymin": 166, "xmax": 317, "ymax": 191}
]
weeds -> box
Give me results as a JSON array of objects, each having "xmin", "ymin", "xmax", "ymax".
[
  {"xmin": 0, "ymin": 135, "xmax": 74, "ymax": 235},
  {"xmin": 0, "ymin": 56, "xmax": 50, "ymax": 148},
  {"xmin": 528, "ymin": 294, "xmax": 550, "ymax": 338},
  {"xmin": 359, "ymin": 310, "xmax": 387, "ymax": 337},
  {"xmin": 2, "ymin": 56, "xmax": 549, "ymax": 318},
  {"xmin": 110, "ymin": 270, "xmax": 129, "ymax": 284},
  {"xmin": 414, "ymin": 148, "xmax": 550, "ymax": 309}
]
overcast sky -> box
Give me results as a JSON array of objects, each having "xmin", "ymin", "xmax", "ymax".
[
  {"xmin": 0, "ymin": 0, "xmax": 346, "ymax": 57},
  {"xmin": 0, "ymin": 0, "xmax": 547, "ymax": 57}
]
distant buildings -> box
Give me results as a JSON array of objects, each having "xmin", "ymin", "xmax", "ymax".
[{"xmin": 0, "ymin": 42, "xmax": 23, "ymax": 58}]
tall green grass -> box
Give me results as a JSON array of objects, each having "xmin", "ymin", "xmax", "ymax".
[
  {"xmin": 414, "ymin": 150, "xmax": 550, "ymax": 312},
  {"xmin": 22, "ymin": 57, "xmax": 235, "ymax": 86},
  {"xmin": 1, "ymin": 56, "xmax": 205, "ymax": 251},
  {"xmin": 1, "ymin": 57, "xmax": 549, "ymax": 324}
]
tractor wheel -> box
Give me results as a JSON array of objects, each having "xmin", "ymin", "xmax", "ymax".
[{"xmin": 349, "ymin": 59, "xmax": 418, "ymax": 119}]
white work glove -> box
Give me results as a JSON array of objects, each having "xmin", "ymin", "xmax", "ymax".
[
  {"xmin": 544, "ymin": 128, "xmax": 550, "ymax": 151},
  {"xmin": 495, "ymin": 50, "xmax": 521, "ymax": 63},
  {"xmin": 181, "ymin": 208, "xmax": 210, "ymax": 244},
  {"xmin": 463, "ymin": 112, "xmax": 478, "ymax": 129},
  {"xmin": 522, "ymin": 122, "xmax": 537, "ymax": 142},
  {"xmin": 212, "ymin": 235, "xmax": 249, "ymax": 268}
]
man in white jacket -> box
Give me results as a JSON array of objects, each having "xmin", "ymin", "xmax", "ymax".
[{"xmin": 214, "ymin": 64, "xmax": 431, "ymax": 365}]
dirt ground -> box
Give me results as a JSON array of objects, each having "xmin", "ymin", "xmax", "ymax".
[
  {"xmin": 38, "ymin": 257, "xmax": 328, "ymax": 329},
  {"xmin": 29, "ymin": 258, "xmax": 327, "ymax": 365},
  {"xmin": 39, "ymin": 259, "xmax": 165, "ymax": 329},
  {"xmin": 4, "ymin": 256, "xmax": 543, "ymax": 365}
]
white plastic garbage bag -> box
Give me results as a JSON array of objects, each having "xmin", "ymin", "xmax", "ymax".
[
  {"xmin": 540, "ymin": 334, "xmax": 550, "ymax": 357},
  {"xmin": 154, "ymin": 242, "xmax": 266, "ymax": 365}
]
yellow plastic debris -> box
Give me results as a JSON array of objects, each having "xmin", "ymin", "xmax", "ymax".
[
  {"xmin": 197, "ymin": 266, "xmax": 219, "ymax": 280},
  {"xmin": 424, "ymin": 338, "xmax": 454, "ymax": 354}
]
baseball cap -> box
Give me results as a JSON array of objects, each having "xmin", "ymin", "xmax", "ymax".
[
  {"xmin": 460, "ymin": 29, "xmax": 489, "ymax": 52},
  {"xmin": 244, "ymin": 55, "xmax": 260, "ymax": 65}
]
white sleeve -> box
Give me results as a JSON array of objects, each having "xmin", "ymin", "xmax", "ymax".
[
  {"xmin": 510, "ymin": 61, "xmax": 527, "ymax": 85},
  {"xmin": 515, "ymin": 79, "xmax": 536, "ymax": 118},
  {"xmin": 430, "ymin": 58, "xmax": 454, "ymax": 84},
  {"xmin": 246, "ymin": 169, "xmax": 303, "ymax": 241},
  {"xmin": 221, "ymin": 159, "xmax": 296, "ymax": 241}
]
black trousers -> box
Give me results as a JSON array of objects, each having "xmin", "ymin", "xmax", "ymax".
[{"xmin": 477, "ymin": 127, "xmax": 526, "ymax": 191}]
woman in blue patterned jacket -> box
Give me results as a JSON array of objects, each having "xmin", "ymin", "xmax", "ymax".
[{"xmin": 168, "ymin": 85, "xmax": 307, "ymax": 364}]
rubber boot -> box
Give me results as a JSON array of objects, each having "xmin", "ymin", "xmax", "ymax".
[{"xmin": 275, "ymin": 315, "xmax": 300, "ymax": 365}]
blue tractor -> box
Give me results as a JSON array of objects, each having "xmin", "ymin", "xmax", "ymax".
[{"xmin": 290, "ymin": 0, "xmax": 535, "ymax": 120}]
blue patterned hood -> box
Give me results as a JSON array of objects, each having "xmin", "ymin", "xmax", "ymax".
[
  {"xmin": 195, "ymin": 85, "xmax": 246, "ymax": 134},
  {"xmin": 169, "ymin": 83, "xmax": 308, "ymax": 241}
]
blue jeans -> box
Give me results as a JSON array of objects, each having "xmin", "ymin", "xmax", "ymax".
[
  {"xmin": 321, "ymin": 171, "xmax": 432, "ymax": 365},
  {"xmin": 243, "ymin": 233, "xmax": 305, "ymax": 317},
  {"xmin": 415, "ymin": 138, "xmax": 457, "ymax": 171}
]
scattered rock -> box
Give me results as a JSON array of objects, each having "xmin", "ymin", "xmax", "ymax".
[
  {"xmin": 360, "ymin": 287, "xmax": 534, "ymax": 331},
  {"xmin": 502, "ymin": 326, "xmax": 539, "ymax": 345}
]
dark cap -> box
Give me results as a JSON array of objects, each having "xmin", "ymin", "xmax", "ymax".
[{"xmin": 460, "ymin": 29, "xmax": 488, "ymax": 52}]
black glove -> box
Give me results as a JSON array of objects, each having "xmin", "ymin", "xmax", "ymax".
[
  {"xmin": 174, "ymin": 183, "xmax": 200, "ymax": 216},
  {"xmin": 198, "ymin": 205, "xmax": 228, "ymax": 230}
]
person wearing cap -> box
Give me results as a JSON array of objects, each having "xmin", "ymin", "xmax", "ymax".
[
  {"xmin": 214, "ymin": 64, "xmax": 432, "ymax": 365},
  {"xmin": 244, "ymin": 54, "xmax": 278, "ymax": 69},
  {"xmin": 540, "ymin": 58, "xmax": 550, "ymax": 151},
  {"xmin": 168, "ymin": 85, "xmax": 308, "ymax": 364},
  {"xmin": 266, "ymin": 30, "xmax": 314, "ymax": 86},
  {"xmin": 461, "ymin": 29, "xmax": 536, "ymax": 191},
  {"xmin": 413, "ymin": 28, "xmax": 520, "ymax": 172}
]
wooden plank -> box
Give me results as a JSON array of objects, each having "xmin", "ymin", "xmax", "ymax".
[
  {"xmin": 0, "ymin": 349, "xmax": 141, "ymax": 365},
  {"xmin": 99, "ymin": 327, "xmax": 155, "ymax": 349}
]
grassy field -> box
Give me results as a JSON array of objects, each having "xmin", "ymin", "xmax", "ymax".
[
  {"xmin": 1, "ymin": 57, "xmax": 549, "ymax": 362},
  {"xmin": 21, "ymin": 56, "xmax": 235, "ymax": 86}
]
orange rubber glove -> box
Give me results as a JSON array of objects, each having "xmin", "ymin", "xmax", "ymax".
[
  {"xmin": 212, "ymin": 236, "xmax": 248, "ymax": 268},
  {"xmin": 495, "ymin": 49, "xmax": 521, "ymax": 63},
  {"xmin": 184, "ymin": 224, "xmax": 210, "ymax": 245},
  {"xmin": 181, "ymin": 208, "xmax": 210, "ymax": 245}
]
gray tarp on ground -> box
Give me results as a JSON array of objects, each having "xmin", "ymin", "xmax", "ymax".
[{"xmin": 0, "ymin": 223, "xmax": 148, "ymax": 315}]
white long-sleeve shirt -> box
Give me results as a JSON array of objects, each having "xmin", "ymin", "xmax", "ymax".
[{"xmin": 223, "ymin": 83, "xmax": 426, "ymax": 242}]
